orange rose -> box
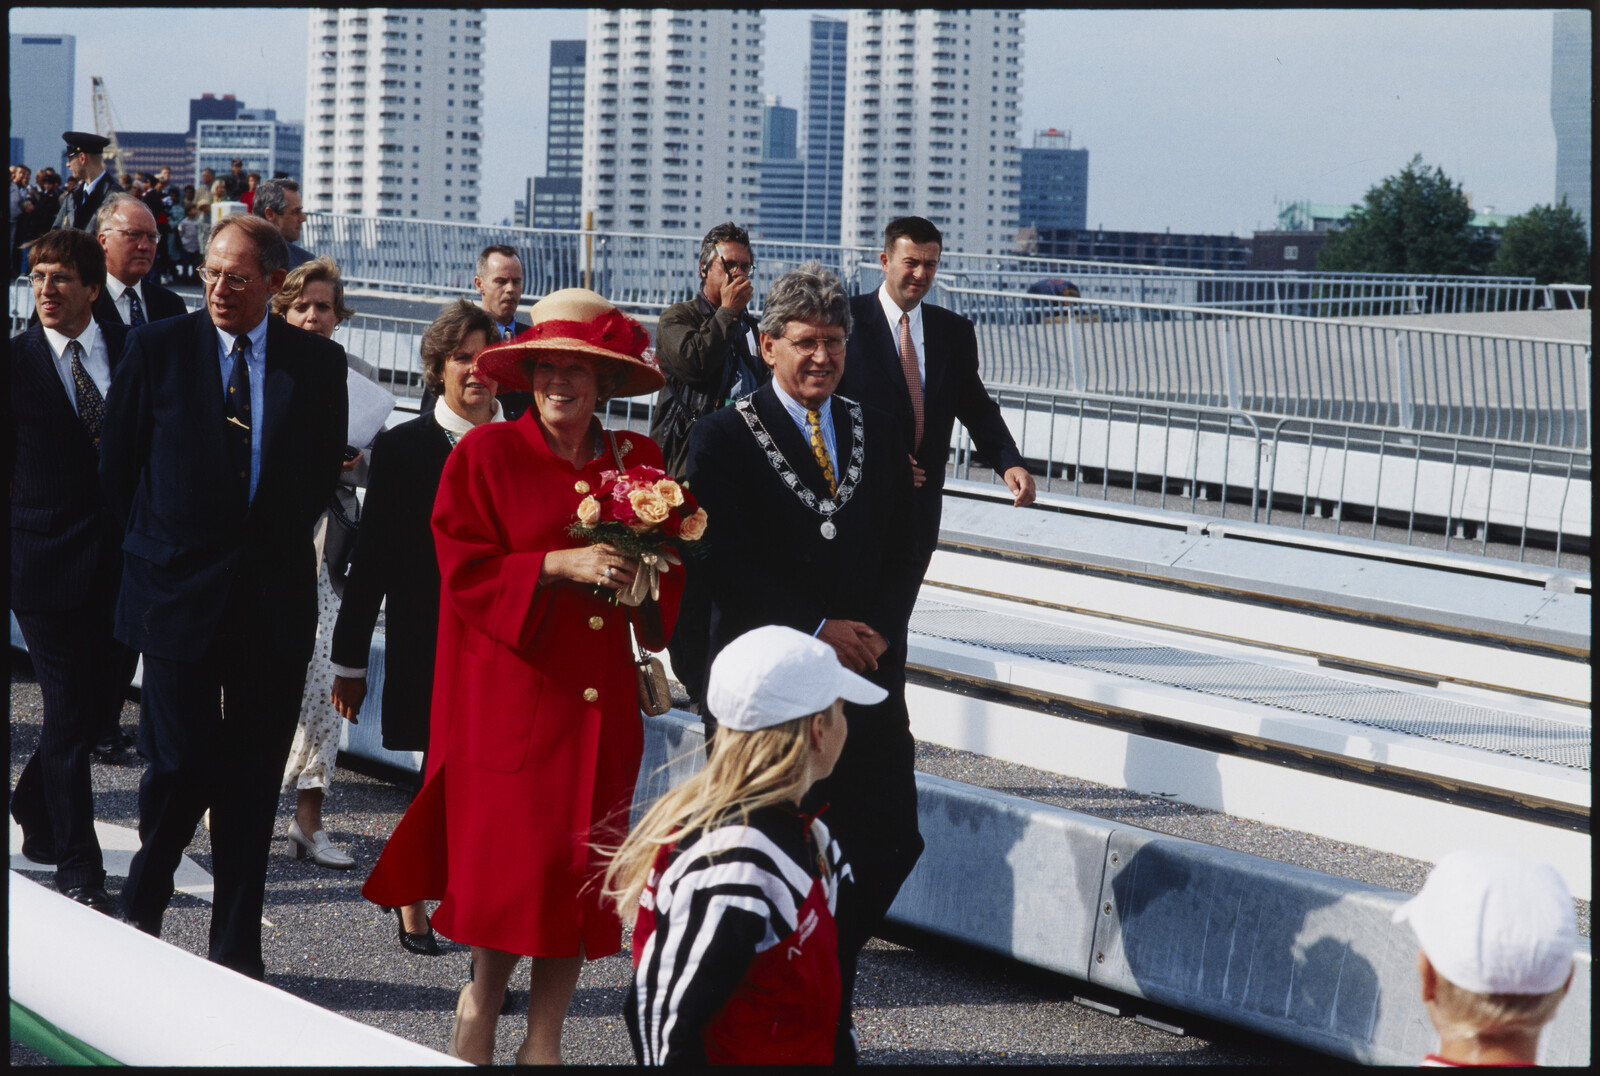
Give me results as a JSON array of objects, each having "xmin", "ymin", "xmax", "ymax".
[
  {"xmin": 629, "ymin": 488, "xmax": 670, "ymax": 526},
  {"xmin": 654, "ymin": 478, "xmax": 685, "ymax": 507},
  {"xmin": 576, "ymin": 495, "xmax": 602, "ymax": 525},
  {"xmin": 678, "ymin": 507, "xmax": 708, "ymax": 541}
]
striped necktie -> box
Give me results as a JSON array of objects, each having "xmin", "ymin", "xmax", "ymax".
[
  {"xmin": 127, "ymin": 287, "xmax": 146, "ymax": 327},
  {"xmin": 67, "ymin": 340, "xmax": 105, "ymax": 447},
  {"xmin": 898, "ymin": 311, "xmax": 924, "ymax": 452},
  {"xmin": 806, "ymin": 408, "xmax": 837, "ymax": 497}
]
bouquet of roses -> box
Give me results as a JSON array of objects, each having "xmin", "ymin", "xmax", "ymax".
[{"xmin": 569, "ymin": 464, "xmax": 708, "ymax": 606}]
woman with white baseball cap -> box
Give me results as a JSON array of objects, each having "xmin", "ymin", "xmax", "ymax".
[
  {"xmin": 605, "ymin": 624, "xmax": 885, "ymax": 1064},
  {"xmin": 1392, "ymin": 849, "xmax": 1578, "ymax": 1066}
]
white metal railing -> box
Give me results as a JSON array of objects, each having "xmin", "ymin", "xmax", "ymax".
[
  {"xmin": 953, "ymin": 387, "xmax": 1590, "ymax": 568},
  {"xmin": 940, "ymin": 287, "xmax": 1592, "ymax": 450},
  {"xmin": 298, "ymin": 214, "xmax": 1589, "ymax": 318}
]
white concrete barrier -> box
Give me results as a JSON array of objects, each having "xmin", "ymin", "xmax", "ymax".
[{"xmin": 8, "ymin": 871, "xmax": 464, "ymax": 1066}]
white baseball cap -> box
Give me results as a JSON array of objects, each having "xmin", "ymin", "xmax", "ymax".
[
  {"xmin": 1392, "ymin": 849, "xmax": 1577, "ymax": 996},
  {"xmin": 707, "ymin": 625, "xmax": 888, "ymax": 732}
]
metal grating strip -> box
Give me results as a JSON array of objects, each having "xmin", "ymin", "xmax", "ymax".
[{"xmin": 910, "ymin": 600, "xmax": 1590, "ymax": 771}]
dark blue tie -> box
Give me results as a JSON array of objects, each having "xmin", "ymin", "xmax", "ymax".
[
  {"xmin": 127, "ymin": 288, "xmax": 146, "ymax": 328},
  {"xmin": 226, "ymin": 336, "xmax": 252, "ymax": 503}
]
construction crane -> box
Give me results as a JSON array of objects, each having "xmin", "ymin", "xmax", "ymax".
[{"xmin": 90, "ymin": 76, "xmax": 121, "ymax": 168}]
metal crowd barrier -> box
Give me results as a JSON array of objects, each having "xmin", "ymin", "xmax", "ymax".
[
  {"xmin": 958, "ymin": 388, "xmax": 1591, "ymax": 567},
  {"xmin": 633, "ymin": 712, "xmax": 1591, "ymax": 1066},
  {"xmin": 942, "ymin": 286, "xmax": 1592, "ymax": 450},
  {"xmin": 296, "ymin": 215, "xmax": 1584, "ymax": 320}
]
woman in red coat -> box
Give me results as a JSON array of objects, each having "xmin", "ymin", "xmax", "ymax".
[{"xmin": 362, "ymin": 289, "xmax": 682, "ymax": 1065}]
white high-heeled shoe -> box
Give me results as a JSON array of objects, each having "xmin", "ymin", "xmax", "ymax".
[{"xmin": 286, "ymin": 818, "xmax": 355, "ymax": 869}]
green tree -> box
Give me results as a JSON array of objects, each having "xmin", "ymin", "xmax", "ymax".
[
  {"xmin": 1491, "ymin": 198, "xmax": 1590, "ymax": 285},
  {"xmin": 1316, "ymin": 155, "xmax": 1495, "ymax": 276}
]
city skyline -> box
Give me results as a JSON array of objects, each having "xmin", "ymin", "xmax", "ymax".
[{"xmin": 9, "ymin": 8, "xmax": 1571, "ymax": 240}]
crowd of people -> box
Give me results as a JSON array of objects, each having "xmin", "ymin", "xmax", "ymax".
[
  {"xmin": 9, "ymin": 126, "xmax": 1581, "ymax": 1065},
  {"xmin": 9, "ymin": 136, "xmax": 309, "ymax": 287}
]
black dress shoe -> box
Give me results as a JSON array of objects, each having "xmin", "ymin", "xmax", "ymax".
[
  {"xmin": 90, "ymin": 735, "xmax": 128, "ymax": 764},
  {"xmin": 384, "ymin": 906, "xmax": 441, "ymax": 956},
  {"xmin": 57, "ymin": 883, "xmax": 118, "ymax": 915},
  {"xmin": 19, "ymin": 834, "xmax": 59, "ymax": 865}
]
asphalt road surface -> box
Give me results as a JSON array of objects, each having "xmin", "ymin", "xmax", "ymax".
[{"xmin": 9, "ymin": 657, "xmax": 1323, "ymax": 1066}]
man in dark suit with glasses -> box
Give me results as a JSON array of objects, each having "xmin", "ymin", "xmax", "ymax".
[{"xmin": 100, "ymin": 213, "xmax": 347, "ymax": 980}]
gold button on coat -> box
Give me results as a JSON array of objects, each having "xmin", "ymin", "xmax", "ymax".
[
  {"xmin": 574, "ymin": 480, "xmax": 591, "ymax": 494},
  {"xmin": 588, "ymin": 616, "xmax": 604, "ymax": 630},
  {"xmin": 583, "ymin": 687, "xmax": 599, "ymax": 702}
]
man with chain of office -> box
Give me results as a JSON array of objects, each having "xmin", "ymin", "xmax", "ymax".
[{"xmin": 684, "ymin": 260, "xmax": 922, "ymax": 1063}]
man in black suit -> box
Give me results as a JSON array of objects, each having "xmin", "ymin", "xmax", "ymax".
[
  {"xmin": 8, "ymin": 229, "xmax": 140, "ymax": 914},
  {"xmin": 100, "ymin": 213, "xmax": 347, "ymax": 980},
  {"xmin": 52, "ymin": 132, "xmax": 123, "ymax": 231},
  {"xmin": 838, "ymin": 216, "xmax": 1037, "ymax": 604},
  {"xmin": 251, "ymin": 178, "xmax": 316, "ymax": 270},
  {"xmin": 685, "ymin": 261, "xmax": 922, "ymax": 1063},
  {"xmin": 421, "ymin": 244, "xmax": 531, "ymax": 418},
  {"xmin": 92, "ymin": 194, "xmax": 187, "ymax": 337}
]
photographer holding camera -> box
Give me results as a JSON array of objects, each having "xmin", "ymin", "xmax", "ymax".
[{"xmin": 647, "ymin": 221, "xmax": 769, "ymax": 707}]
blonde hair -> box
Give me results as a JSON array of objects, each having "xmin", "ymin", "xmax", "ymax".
[
  {"xmin": 1431, "ymin": 972, "xmax": 1570, "ymax": 1042},
  {"xmin": 602, "ymin": 706, "xmax": 837, "ymax": 918}
]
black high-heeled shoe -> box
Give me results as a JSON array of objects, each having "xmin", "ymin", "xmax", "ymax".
[{"xmin": 382, "ymin": 905, "xmax": 441, "ymax": 956}]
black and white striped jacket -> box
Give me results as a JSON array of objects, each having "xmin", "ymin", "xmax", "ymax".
[{"xmin": 625, "ymin": 803, "xmax": 850, "ymax": 1065}]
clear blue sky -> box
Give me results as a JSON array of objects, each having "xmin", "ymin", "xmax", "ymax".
[{"xmin": 9, "ymin": 8, "xmax": 1568, "ymax": 237}]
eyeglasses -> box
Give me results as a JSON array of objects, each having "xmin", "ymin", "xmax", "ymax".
[
  {"xmin": 779, "ymin": 334, "xmax": 847, "ymax": 357},
  {"xmin": 198, "ymin": 267, "xmax": 259, "ymax": 291},
  {"xmin": 29, "ymin": 271, "xmax": 79, "ymax": 288},
  {"xmin": 719, "ymin": 256, "xmax": 754, "ymax": 276},
  {"xmin": 108, "ymin": 227, "xmax": 159, "ymax": 243}
]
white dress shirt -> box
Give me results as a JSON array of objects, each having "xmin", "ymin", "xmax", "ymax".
[
  {"xmin": 40, "ymin": 320, "xmax": 111, "ymax": 413},
  {"xmin": 214, "ymin": 315, "xmax": 271, "ymax": 501},
  {"xmin": 770, "ymin": 379, "xmax": 838, "ymax": 477},
  {"xmin": 877, "ymin": 282, "xmax": 925, "ymax": 386},
  {"xmin": 104, "ymin": 274, "xmax": 149, "ymax": 326}
]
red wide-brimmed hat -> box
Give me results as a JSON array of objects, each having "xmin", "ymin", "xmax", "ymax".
[{"xmin": 475, "ymin": 288, "xmax": 664, "ymax": 398}]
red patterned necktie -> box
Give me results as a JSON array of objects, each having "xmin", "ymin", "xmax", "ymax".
[{"xmin": 898, "ymin": 311, "xmax": 924, "ymax": 452}]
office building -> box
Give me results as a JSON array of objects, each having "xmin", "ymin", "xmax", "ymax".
[
  {"xmin": 1018, "ymin": 128, "xmax": 1088, "ymax": 232},
  {"xmin": 760, "ymin": 96, "xmax": 796, "ymax": 160},
  {"xmin": 116, "ymin": 132, "xmax": 193, "ymax": 182},
  {"xmin": 9, "ymin": 33, "xmax": 75, "ymax": 172},
  {"xmin": 839, "ymin": 9, "xmax": 1022, "ymax": 254},
  {"xmin": 530, "ymin": 38, "xmax": 585, "ymax": 230},
  {"xmin": 189, "ymin": 93, "xmax": 246, "ymax": 137},
  {"xmin": 582, "ymin": 9, "xmax": 764, "ymax": 235},
  {"xmin": 799, "ymin": 16, "xmax": 847, "ymax": 245},
  {"xmin": 1034, "ymin": 227, "xmax": 1250, "ymax": 273},
  {"xmin": 194, "ymin": 113, "xmax": 304, "ymax": 188},
  {"xmin": 303, "ymin": 8, "xmax": 483, "ymax": 221},
  {"xmin": 1551, "ymin": 11, "xmax": 1591, "ymax": 238},
  {"xmin": 756, "ymin": 96, "xmax": 803, "ymax": 242}
]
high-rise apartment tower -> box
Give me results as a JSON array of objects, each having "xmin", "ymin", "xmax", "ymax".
[
  {"xmin": 839, "ymin": 10, "xmax": 1022, "ymax": 254},
  {"xmin": 799, "ymin": 16, "xmax": 847, "ymax": 245},
  {"xmin": 303, "ymin": 8, "xmax": 483, "ymax": 220},
  {"xmin": 582, "ymin": 9, "xmax": 764, "ymax": 235}
]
